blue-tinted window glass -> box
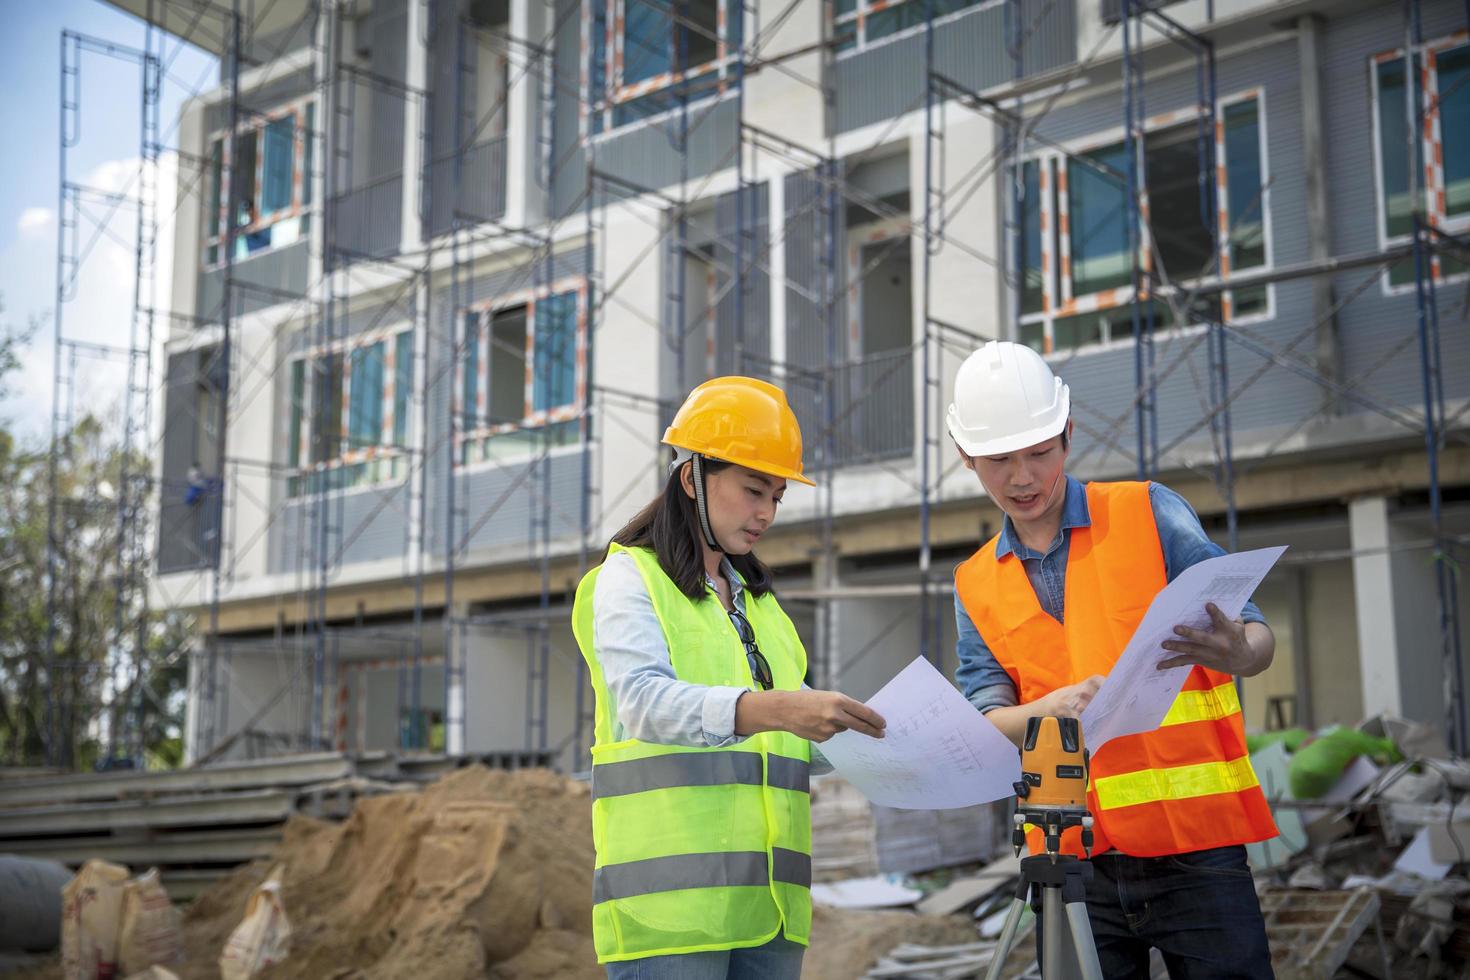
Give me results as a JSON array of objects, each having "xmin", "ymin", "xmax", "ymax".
[
  {"xmin": 1224, "ymin": 99, "xmax": 1265, "ymax": 269},
  {"xmin": 1378, "ymin": 55, "xmax": 1419, "ymax": 239},
  {"xmin": 1021, "ymin": 159, "xmax": 1044, "ymax": 314},
  {"xmin": 262, "ymin": 115, "xmax": 295, "ymax": 213},
  {"xmin": 1069, "ymin": 143, "xmax": 1130, "ymax": 295},
  {"xmin": 1439, "ymin": 46, "xmax": 1470, "ymax": 217},
  {"xmin": 623, "ymin": 1, "xmax": 673, "ymax": 85},
  {"xmin": 394, "ymin": 331, "xmax": 413, "ymax": 448},
  {"xmin": 533, "ymin": 292, "xmax": 578, "ymax": 412},
  {"xmin": 348, "ymin": 342, "xmax": 385, "ymax": 449}
]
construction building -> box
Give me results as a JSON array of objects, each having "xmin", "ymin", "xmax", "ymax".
[{"xmin": 51, "ymin": 0, "xmax": 1470, "ymax": 772}]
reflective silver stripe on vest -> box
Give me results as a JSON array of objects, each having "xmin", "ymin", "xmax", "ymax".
[
  {"xmin": 771, "ymin": 847, "xmax": 812, "ymax": 888},
  {"xmin": 593, "ymin": 849, "xmax": 813, "ymax": 904},
  {"xmin": 765, "ymin": 755, "xmax": 810, "ymax": 794},
  {"xmin": 592, "ymin": 752, "xmax": 810, "ymax": 799},
  {"xmin": 593, "ymin": 851, "xmax": 768, "ymax": 903}
]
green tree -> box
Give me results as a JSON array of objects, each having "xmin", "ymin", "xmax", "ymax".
[{"xmin": 0, "ymin": 302, "xmax": 189, "ymax": 770}]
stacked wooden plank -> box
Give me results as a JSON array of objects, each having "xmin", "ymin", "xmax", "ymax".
[{"xmin": 0, "ymin": 750, "xmax": 555, "ymax": 903}]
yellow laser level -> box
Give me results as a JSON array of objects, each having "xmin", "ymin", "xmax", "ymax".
[
  {"xmin": 1011, "ymin": 716, "xmax": 1094, "ymax": 859},
  {"xmin": 985, "ymin": 717, "xmax": 1105, "ymax": 980}
]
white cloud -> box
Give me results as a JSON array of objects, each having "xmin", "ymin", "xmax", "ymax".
[
  {"xmin": 0, "ymin": 152, "xmax": 179, "ymax": 446},
  {"xmin": 18, "ymin": 208, "xmax": 53, "ymax": 236}
]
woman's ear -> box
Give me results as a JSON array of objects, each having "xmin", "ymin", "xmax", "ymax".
[{"xmin": 678, "ymin": 459, "xmax": 697, "ymax": 500}]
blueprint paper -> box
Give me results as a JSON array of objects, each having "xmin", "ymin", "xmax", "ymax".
[
  {"xmin": 818, "ymin": 657, "xmax": 1021, "ymax": 810},
  {"xmin": 1080, "ymin": 546, "xmax": 1286, "ymax": 749}
]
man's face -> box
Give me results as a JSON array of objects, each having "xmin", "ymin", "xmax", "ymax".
[{"xmin": 961, "ymin": 428, "xmax": 1070, "ymax": 526}]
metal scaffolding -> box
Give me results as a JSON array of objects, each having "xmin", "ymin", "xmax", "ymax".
[{"xmin": 42, "ymin": 0, "xmax": 1470, "ymax": 769}]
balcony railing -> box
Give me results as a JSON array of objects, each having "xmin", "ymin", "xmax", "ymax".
[
  {"xmin": 426, "ymin": 135, "xmax": 509, "ymax": 239},
  {"xmin": 789, "ymin": 347, "xmax": 916, "ymax": 470},
  {"xmin": 328, "ymin": 172, "xmax": 405, "ymax": 263}
]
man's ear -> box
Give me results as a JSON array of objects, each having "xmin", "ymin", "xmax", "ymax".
[
  {"xmin": 1061, "ymin": 418, "xmax": 1074, "ymax": 455},
  {"xmin": 678, "ymin": 460, "xmax": 697, "ymax": 499},
  {"xmin": 955, "ymin": 444, "xmax": 976, "ymax": 472}
]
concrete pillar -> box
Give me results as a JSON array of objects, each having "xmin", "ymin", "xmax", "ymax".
[
  {"xmin": 183, "ymin": 640, "xmax": 204, "ymax": 765},
  {"xmin": 401, "ymin": 0, "xmax": 427, "ymax": 252},
  {"xmin": 505, "ymin": 0, "xmax": 549, "ymax": 227},
  {"xmin": 1350, "ymin": 496, "xmax": 1403, "ymax": 717}
]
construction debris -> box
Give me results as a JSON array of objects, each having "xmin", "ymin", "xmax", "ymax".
[
  {"xmin": 0, "ymin": 751, "xmax": 546, "ymax": 903},
  {"xmin": 217, "ymin": 868, "xmax": 289, "ymax": 980},
  {"xmin": 1261, "ymin": 888, "xmax": 1385, "ymax": 979},
  {"xmin": 811, "ymin": 774, "xmax": 1007, "ymax": 881},
  {"xmin": 60, "ymin": 860, "xmax": 130, "ymax": 980}
]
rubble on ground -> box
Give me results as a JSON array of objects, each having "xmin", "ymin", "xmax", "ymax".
[{"xmin": 824, "ymin": 714, "xmax": 1470, "ymax": 979}]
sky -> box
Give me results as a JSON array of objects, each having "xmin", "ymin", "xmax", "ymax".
[{"xmin": 0, "ymin": 0, "xmax": 218, "ymax": 445}]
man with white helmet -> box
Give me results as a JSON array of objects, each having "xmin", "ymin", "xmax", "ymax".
[{"xmin": 948, "ymin": 341, "xmax": 1277, "ymax": 978}]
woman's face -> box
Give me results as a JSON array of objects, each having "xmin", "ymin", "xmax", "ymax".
[{"xmin": 683, "ymin": 462, "xmax": 786, "ymax": 555}]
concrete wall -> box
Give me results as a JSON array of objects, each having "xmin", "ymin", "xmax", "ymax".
[{"xmin": 463, "ymin": 617, "xmax": 586, "ymax": 768}]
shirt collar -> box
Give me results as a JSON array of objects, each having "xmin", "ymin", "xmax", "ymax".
[
  {"xmin": 705, "ymin": 557, "xmax": 746, "ymax": 598},
  {"xmin": 994, "ymin": 476, "xmax": 1091, "ymax": 560}
]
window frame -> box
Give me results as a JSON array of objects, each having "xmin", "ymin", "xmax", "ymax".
[
  {"xmin": 832, "ymin": 0, "xmax": 995, "ymax": 58},
  {"xmin": 454, "ymin": 278, "xmax": 589, "ymax": 469},
  {"xmin": 581, "ymin": 0, "xmax": 741, "ymax": 137},
  {"xmin": 286, "ymin": 322, "xmax": 414, "ymax": 498},
  {"xmin": 1017, "ymin": 88, "xmax": 1274, "ymax": 358},
  {"xmin": 204, "ymin": 95, "xmax": 315, "ymax": 269},
  {"xmin": 1369, "ymin": 31, "xmax": 1470, "ymax": 295}
]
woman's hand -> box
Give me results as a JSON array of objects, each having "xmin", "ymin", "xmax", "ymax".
[{"xmin": 736, "ymin": 689, "xmax": 886, "ymax": 742}]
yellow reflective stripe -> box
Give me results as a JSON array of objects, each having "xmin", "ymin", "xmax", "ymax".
[
  {"xmin": 1094, "ymin": 756, "xmax": 1259, "ymax": 810},
  {"xmin": 1161, "ymin": 680, "xmax": 1242, "ymax": 727}
]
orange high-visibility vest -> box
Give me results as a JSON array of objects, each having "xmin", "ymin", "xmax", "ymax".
[{"xmin": 955, "ymin": 480, "xmax": 1277, "ymax": 858}]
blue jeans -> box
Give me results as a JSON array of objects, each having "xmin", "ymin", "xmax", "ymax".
[
  {"xmin": 604, "ymin": 935, "xmax": 805, "ymax": 980},
  {"xmin": 1038, "ymin": 846, "xmax": 1274, "ymax": 979}
]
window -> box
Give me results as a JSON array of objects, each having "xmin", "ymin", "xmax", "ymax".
[
  {"xmin": 205, "ymin": 99, "xmax": 314, "ymax": 266},
  {"xmin": 1017, "ymin": 92, "xmax": 1270, "ymax": 355},
  {"xmin": 287, "ymin": 326, "xmax": 413, "ymax": 497},
  {"xmin": 1373, "ymin": 38, "xmax": 1470, "ymax": 288},
  {"xmin": 456, "ymin": 284, "xmax": 586, "ymax": 464},
  {"xmin": 584, "ymin": 0, "xmax": 743, "ymax": 133},
  {"xmin": 833, "ymin": 0, "xmax": 987, "ymax": 54}
]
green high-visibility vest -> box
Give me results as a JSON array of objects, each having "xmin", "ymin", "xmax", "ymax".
[{"xmin": 571, "ymin": 543, "xmax": 813, "ymax": 963}]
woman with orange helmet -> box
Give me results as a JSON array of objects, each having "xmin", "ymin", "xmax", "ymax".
[{"xmin": 571, "ymin": 376, "xmax": 885, "ymax": 978}]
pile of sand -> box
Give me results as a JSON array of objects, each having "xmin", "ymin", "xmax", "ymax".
[
  {"xmin": 16, "ymin": 764, "xmax": 980, "ymax": 979},
  {"xmin": 178, "ymin": 766, "xmax": 600, "ymax": 980}
]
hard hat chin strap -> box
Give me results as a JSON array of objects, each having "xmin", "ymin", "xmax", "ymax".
[
  {"xmin": 671, "ymin": 448, "xmax": 723, "ymax": 553},
  {"xmin": 690, "ymin": 453, "xmax": 724, "ymax": 554}
]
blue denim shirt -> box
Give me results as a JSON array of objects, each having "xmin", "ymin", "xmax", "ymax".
[
  {"xmin": 954, "ymin": 477, "xmax": 1267, "ymax": 714},
  {"xmin": 591, "ymin": 550, "xmax": 832, "ymax": 770}
]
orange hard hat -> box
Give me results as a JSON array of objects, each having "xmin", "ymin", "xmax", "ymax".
[{"xmin": 662, "ymin": 376, "xmax": 815, "ymax": 487}]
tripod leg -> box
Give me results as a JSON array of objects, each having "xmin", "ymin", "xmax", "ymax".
[
  {"xmin": 1041, "ymin": 885, "xmax": 1064, "ymax": 976},
  {"xmin": 982, "ymin": 876, "xmax": 1033, "ymax": 980},
  {"xmin": 1063, "ymin": 899, "xmax": 1104, "ymax": 980}
]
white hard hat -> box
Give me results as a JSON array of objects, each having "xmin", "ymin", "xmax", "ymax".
[{"xmin": 946, "ymin": 341, "xmax": 1070, "ymax": 457}]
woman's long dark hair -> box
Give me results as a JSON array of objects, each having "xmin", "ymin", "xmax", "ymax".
[{"xmin": 607, "ymin": 456, "xmax": 775, "ymax": 601}]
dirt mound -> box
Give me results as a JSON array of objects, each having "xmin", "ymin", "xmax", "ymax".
[
  {"xmin": 13, "ymin": 765, "xmax": 977, "ymax": 979},
  {"xmin": 177, "ymin": 766, "xmax": 599, "ymax": 980}
]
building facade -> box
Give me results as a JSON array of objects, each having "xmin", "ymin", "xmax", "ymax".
[{"xmin": 125, "ymin": 0, "xmax": 1470, "ymax": 766}]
